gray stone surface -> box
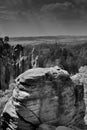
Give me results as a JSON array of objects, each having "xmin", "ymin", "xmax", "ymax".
[{"xmin": 1, "ymin": 66, "xmax": 85, "ymax": 130}]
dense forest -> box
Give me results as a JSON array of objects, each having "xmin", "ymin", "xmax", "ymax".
[
  {"xmin": 0, "ymin": 36, "xmax": 87, "ymax": 90},
  {"xmin": 0, "ymin": 36, "xmax": 87, "ymax": 130},
  {"xmin": 24, "ymin": 42, "xmax": 87, "ymax": 74}
]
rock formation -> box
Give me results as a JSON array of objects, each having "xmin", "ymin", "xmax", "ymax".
[
  {"xmin": 31, "ymin": 48, "xmax": 39, "ymax": 68},
  {"xmin": 0, "ymin": 89, "xmax": 13, "ymax": 130},
  {"xmin": 0, "ymin": 37, "xmax": 13, "ymax": 90},
  {"xmin": 71, "ymin": 66, "xmax": 87, "ymax": 126},
  {"xmin": 1, "ymin": 66, "xmax": 85, "ymax": 130},
  {"xmin": 0, "ymin": 41, "xmax": 27, "ymax": 90}
]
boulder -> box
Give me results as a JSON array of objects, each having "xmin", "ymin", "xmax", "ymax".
[
  {"xmin": 1, "ymin": 66, "xmax": 85, "ymax": 130},
  {"xmin": 37, "ymin": 124, "xmax": 56, "ymax": 130},
  {"xmin": 55, "ymin": 126, "xmax": 73, "ymax": 130}
]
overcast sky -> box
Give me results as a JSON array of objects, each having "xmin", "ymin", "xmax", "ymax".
[{"xmin": 0, "ymin": 0, "xmax": 87, "ymax": 37}]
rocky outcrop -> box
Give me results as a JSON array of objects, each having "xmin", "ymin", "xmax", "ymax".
[
  {"xmin": 0, "ymin": 42, "xmax": 26, "ymax": 90},
  {"xmin": 0, "ymin": 58, "xmax": 10, "ymax": 90},
  {"xmin": 55, "ymin": 126, "xmax": 74, "ymax": 130},
  {"xmin": 37, "ymin": 124, "xmax": 56, "ymax": 130},
  {"xmin": 0, "ymin": 89, "xmax": 13, "ymax": 130},
  {"xmin": 71, "ymin": 66, "xmax": 87, "ymax": 126},
  {"xmin": 1, "ymin": 66, "xmax": 85, "ymax": 130}
]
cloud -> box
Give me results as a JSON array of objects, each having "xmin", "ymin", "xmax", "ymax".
[
  {"xmin": 40, "ymin": 1, "xmax": 87, "ymax": 21},
  {"xmin": 41, "ymin": 2, "xmax": 74, "ymax": 12},
  {"xmin": 0, "ymin": 0, "xmax": 87, "ymax": 36},
  {"xmin": 0, "ymin": 0, "xmax": 33, "ymax": 14},
  {"xmin": 0, "ymin": 0, "xmax": 85, "ymax": 25},
  {"xmin": 74, "ymin": 0, "xmax": 87, "ymax": 4},
  {"xmin": 0, "ymin": 0, "xmax": 86, "ymax": 24},
  {"xmin": 0, "ymin": 0, "xmax": 34, "ymax": 22}
]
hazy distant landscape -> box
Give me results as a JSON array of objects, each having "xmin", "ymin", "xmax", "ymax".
[
  {"xmin": 9, "ymin": 35, "xmax": 87, "ymax": 45},
  {"xmin": 6, "ymin": 35, "xmax": 87, "ymax": 75},
  {"xmin": 1, "ymin": 35, "xmax": 87, "ymax": 86}
]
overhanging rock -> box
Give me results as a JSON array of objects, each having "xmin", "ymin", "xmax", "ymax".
[{"xmin": 1, "ymin": 66, "xmax": 85, "ymax": 130}]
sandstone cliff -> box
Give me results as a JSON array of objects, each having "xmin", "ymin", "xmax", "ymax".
[
  {"xmin": 1, "ymin": 66, "xmax": 85, "ymax": 130},
  {"xmin": 0, "ymin": 41, "xmax": 26, "ymax": 90},
  {"xmin": 71, "ymin": 66, "xmax": 87, "ymax": 126}
]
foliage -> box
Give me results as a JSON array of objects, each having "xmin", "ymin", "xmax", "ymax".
[
  {"xmin": 24, "ymin": 42, "xmax": 87, "ymax": 74},
  {"xmin": 1, "ymin": 36, "xmax": 87, "ymax": 91}
]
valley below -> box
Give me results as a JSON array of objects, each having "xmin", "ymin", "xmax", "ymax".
[{"xmin": 1, "ymin": 35, "xmax": 87, "ymax": 130}]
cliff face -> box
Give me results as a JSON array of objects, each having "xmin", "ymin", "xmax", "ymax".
[
  {"xmin": 0, "ymin": 43, "xmax": 28, "ymax": 90},
  {"xmin": 0, "ymin": 58, "xmax": 10, "ymax": 90},
  {"xmin": 1, "ymin": 66, "xmax": 85, "ymax": 130},
  {"xmin": 71, "ymin": 66, "xmax": 87, "ymax": 126}
]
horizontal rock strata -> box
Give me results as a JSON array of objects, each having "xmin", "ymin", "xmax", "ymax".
[{"xmin": 1, "ymin": 66, "xmax": 85, "ymax": 130}]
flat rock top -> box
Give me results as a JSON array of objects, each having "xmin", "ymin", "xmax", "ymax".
[
  {"xmin": 55, "ymin": 126, "xmax": 74, "ymax": 130},
  {"xmin": 15, "ymin": 66, "xmax": 69, "ymax": 84}
]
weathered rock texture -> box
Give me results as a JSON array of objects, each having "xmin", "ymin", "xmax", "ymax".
[
  {"xmin": 0, "ymin": 42, "xmax": 27, "ymax": 91},
  {"xmin": 71, "ymin": 66, "xmax": 87, "ymax": 126},
  {"xmin": 1, "ymin": 66, "xmax": 85, "ymax": 130},
  {"xmin": 37, "ymin": 124, "xmax": 56, "ymax": 130},
  {"xmin": 0, "ymin": 58, "xmax": 10, "ymax": 90},
  {"xmin": 0, "ymin": 89, "xmax": 13, "ymax": 130},
  {"xmin": 55, "ymin": 126, "xmax": 74, "ymax": 130}
]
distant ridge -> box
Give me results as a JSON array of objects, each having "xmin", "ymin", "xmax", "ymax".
[
  {"xmin": 9, "ymin": 35, "xmax": 87, "ymax": 45},
  {"xmin": 9, "ymin": 36, "xmax": 66, "ymax": 41},
  {"xmin": 9, "ymin": 35, "xmax": 87, "ymax": 41}
]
